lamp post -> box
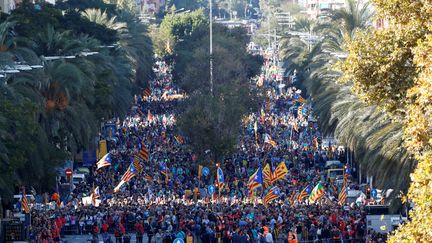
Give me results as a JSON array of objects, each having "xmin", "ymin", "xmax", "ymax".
[{"xmin": 209, "ymin": 0, "xmax": 214, "ymax": 96}]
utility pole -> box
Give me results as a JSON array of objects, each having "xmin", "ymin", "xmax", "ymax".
[{"xmin": 209, "ymin": 0, "xmax": 214, "ymax": 96}]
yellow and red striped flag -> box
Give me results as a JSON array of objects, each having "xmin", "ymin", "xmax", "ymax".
[
  {"xmin": 137, "ymin": 142, "xmax": 149, "ymax": 161},
  {"xmin": 297, "ymin": 185, "xmax": 311, "ymax": 202},
  {"xmin": 263, "ymin": 163, "xmax": 273, "ymax": 188},
  {"xmin": 22, "ymin": 189, "xmax": 30, "ymax": 214},
  {"xmin": 248, "ymin": 168, "xmax": 263, "ymax": 192},
  {"xmin": 271, "ymin": 162, "xmax": 288, "ymax": 183},
  {"xmin": 143, "ymin": 88, "xmax": 151, "ymax": 97},
  {"xmin": 338, "ymin": 173, "xmax": 349, "ymax": 205},
  {"xmin": 264, "ymin": 187, "xmax": 281, "ymax": 205}
]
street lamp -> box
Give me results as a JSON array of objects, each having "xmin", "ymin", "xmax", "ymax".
[
  {"xmin": 80, "ymin": 51, "xmax": 99, "ymax": 57},
  {"xmin": 15, "ymin": 65, "xmax": 33, "ymax": 71},
  {"xmin": 209, "ymin": 0, "xmax": 214, "ymax": 96},
  {"xmin": 2, "ymin": 69, "xmax": 20, "ymax": 73},
  {"xmin": 30, "ymin": 65, "xmax": 44, "ymax": 69},
  {"xmin": 174, "ymin": 8, "xmax": 185, "ymax": 13}
]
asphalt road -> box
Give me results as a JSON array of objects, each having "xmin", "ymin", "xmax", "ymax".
[{"xmin": 62, "ymin": 233, "xmax": 147, "ymax": 243}]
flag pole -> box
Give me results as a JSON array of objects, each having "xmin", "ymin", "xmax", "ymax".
[
  {"xmin": 216, "ymin": 163, "xmax": 220, "ymax": 205},
  {"xmin": 209, "ymin": 0, "xmax": 214, "ymax": 96}
]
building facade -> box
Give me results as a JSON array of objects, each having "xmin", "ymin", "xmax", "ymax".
[
  {"xmin": 137, "ymin": 0, "xmax": 165, "ymax": 14},
  {"xmin": 302, "ymin": 0, "xmax": 346, "ymax": 19},
  {"xmin": 1, "ymin": 0, "xmax": 55, "ymax": 14},
  {"xmin": 0, "ymin": 0, "xmax": 16, "ymax": 13}
]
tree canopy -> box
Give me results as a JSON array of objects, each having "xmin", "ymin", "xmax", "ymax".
[
  {"xmin": 336, "ymin": 0, "xmax": 432, "ymax": 240},
  {"xmin": 159, "ymin": 10, "xmax": 262, "ymax": 162},
  {"xmin": 278, "ymin": 0, "xmax": 416, "ymax": 196},
  {"xmin": 0, "ymin": 0, "xmax": 153, "ymax": 199}
]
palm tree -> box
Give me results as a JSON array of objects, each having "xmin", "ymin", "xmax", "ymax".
[
  {"xmin": 330, "ymin": 0, "xmax": 373, "ymax": 36},
  {"xmin": 81, "ymin": 8, "xmax": 127, "ymax": 32},
  {"xmin": 279, "ymin": 1, "xmax": 415, "ymax": 192},
  {"xmin": 302, "ymin": 60, "xmax": 416, "ymax": 191},
  {"xmin": 0, "ymin": 20, "xmax": 16, "ymax": 65}
]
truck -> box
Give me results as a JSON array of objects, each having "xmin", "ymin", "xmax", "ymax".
[
  {"xmin": 365, "ymin": 205, "xmax": 407, "ymax": 234},
  {"xmin": 325, "ymin": 160, "xmax": 344, "ymax": 182}
]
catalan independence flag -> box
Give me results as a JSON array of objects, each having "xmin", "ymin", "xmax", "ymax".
[
  {"xmin": 160, "ymin": 162, "xmax": 169, "ymax": 185},
  {"xmin": 216, "ymin": 167, "xmax": 224, "ymax": 189},
  {"xmin": 309, "ymin": 182, "xmax": 325, "ymax": 204},
  {"xmin": 174, "ymin": 135, "xmax": 184, "ymax": 144},
  {"xmin": 296, "ymin": 96, "xmax": 306, "ymax": 103},
  {"xmin": 144, "ymin": 174, "xmax": 153, "ymax": 181},
  {"xmin": 96, "ymin": 153, "xmax": 112, "ymax": 170},
  {"xmin": 248, "ymin": 167, "xmax": 263, "ymax": 192},
  {"xmin": 91, "ymin": 185, "xmax": 100, "ymax": 206},
  {"xmin": 264, "ymin": 186, "xmax": 280, "ymax": 204},
  {"xmin": 297, "ymin": 185, "xmax": 311, "ymax": 202},
  {"xmin": 133, "ymin": 155, "xmax": 144, "ymax": 174},
  {"xmin": 137, "ymin": 142, "xmax": 149, "ymax": 161},
  {"xmin": 143, "ymin": 87, "xmax": 151, "ymax": 97},
  {"xmin": 289, "ymin": 191, "xmax": 298, "ymax": 205},
  {"xmin": 264, "ymin": 133, "xmax": 277, "ymax": 147},
  {"xmin": 21, "ymin": 189, "xmax": 30, "ymax": 214},
  {"xmin": 114, "ymin": 163, "xmax": 138, "ymax": 192}
]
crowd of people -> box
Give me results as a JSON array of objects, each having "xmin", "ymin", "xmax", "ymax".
[{"xmin": 25, "ymin": 49, "xmax": 388, "ymax": 243}]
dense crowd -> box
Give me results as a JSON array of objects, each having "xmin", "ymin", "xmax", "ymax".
[{"xmin": 26, "ymin": 50, "xmax": 387, "ymax": 243}]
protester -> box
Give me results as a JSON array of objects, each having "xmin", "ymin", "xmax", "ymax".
[{"xmin": 26, "ymin": 48, "xmax": 378, "ymax": 243}]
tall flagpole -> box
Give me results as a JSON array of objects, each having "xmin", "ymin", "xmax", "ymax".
[{"xmin": 209, "ymin": 0, "xmax": 214, "ymax": 96}]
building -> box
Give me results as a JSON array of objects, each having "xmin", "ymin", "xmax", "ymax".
[
  {"xmin": 1, "ymin": 0, "xmax": 55, "ymax": 14},
  {"xmin": 137, "ymin": 0, "xmax": 165, "ymax": 14},
  {"xmin": 0, "ymin": 0, "xmax": 16, "ymax": 13},
  {"xmin": 302, "ymin": 0, "xmax": 346, "ymax": 19}
]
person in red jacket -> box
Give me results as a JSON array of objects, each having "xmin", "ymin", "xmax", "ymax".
[
  {"xmin": 92, "ymin": 223, "xmax": 100, "ymax": 242},
  {"xmin": 115, "ymin": 222, "xmax": 125, "ymax": 243},
  {"xmin": 102, "ymin": 222, "xmax": 109, "ymax": 233},
  {"xmin": 51, "ymin": 223, "xmax": 60, "ymax": 243},
  {"xmin": 135, "ymin": 219, "xmax": 144, "ymax": 243}
]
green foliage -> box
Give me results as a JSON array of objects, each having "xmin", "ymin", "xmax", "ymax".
[
  {"xmin": 165, "ymin": 0, "xmax": 207, "ymax": 12},
  {"xmin": 0, "ymin": 93, "xmax": 65, "ymax": 197},
  {"xmin": 0, "ymin": 0, "xmax": 153, "ymax": 199},
  {"xmin": 339, "ymin": 27, "xmax": 419, "ymax": 118},
  {"xmin": 9, "ymin": 1, "xmax": 63, "ymax": 37},
  {"xmin": 170, "ymin": 18, "xmax": 261, "ymax": 161},
  {"xmin": 156, "ymin": 9, "xmax": 208, "ymax": 55},
  {"xmin": 56, "ymin": 0, "xmax": 117, "ymax": 13},
  {"xmin": 299, "ymin": 0, "xmax": 432, "ymax": 240},
  {"xmin": 62, "ymin": 10, "xmax": 118, "ymax": 44},
  {"xmin": 279, "ymin": 5, "xmax": 417, "ymax": 195},
  {"xmin": 330, "ymin": 0, "xmax": 373, "ymax": 35}
]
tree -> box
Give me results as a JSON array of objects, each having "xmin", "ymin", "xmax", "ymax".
[
  {"xmin": 164, "ymin": 0, "xmax": 207, "ymax": 12},
  {"xmin": 336, "ymin": 0, "xmax": 432, "ymax": 240},
  {"xmin": 278, "ymin": 1, "xmax": 417, "ymax": 195},
  {"xmin": 330, "ymin": 0, "xmax": 373, "ymax": 36},
  {"xmin": 165, "ymin": 11, "xmax": 261, "ymax": 161},
  {"xmin": 0, "ymin": 0, "xmax": 154, "ymax": 200},
  {"xmin": 156, "ymin": 9, "xmax": 208, "ymax": 55}
]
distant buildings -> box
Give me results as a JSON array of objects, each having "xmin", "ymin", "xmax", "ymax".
[
  {"xmin": 0, "ymin": 0, "xmax": 55, "ymax": 14},
  {"xmin": 137, "ymin": 0, "xmax": 165, "ymax": 14},
  {"xmin": 300, "ymin": 0, "xmax": 346, "ymax": 19},
  {"xmin": 0, "ymin": 0, "xmax": 17, "ymax": 13}
]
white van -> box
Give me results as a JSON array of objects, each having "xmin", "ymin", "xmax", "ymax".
[{"xmin": 72, "ymin": 173, "xmax": 86, "ymax": 185}]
